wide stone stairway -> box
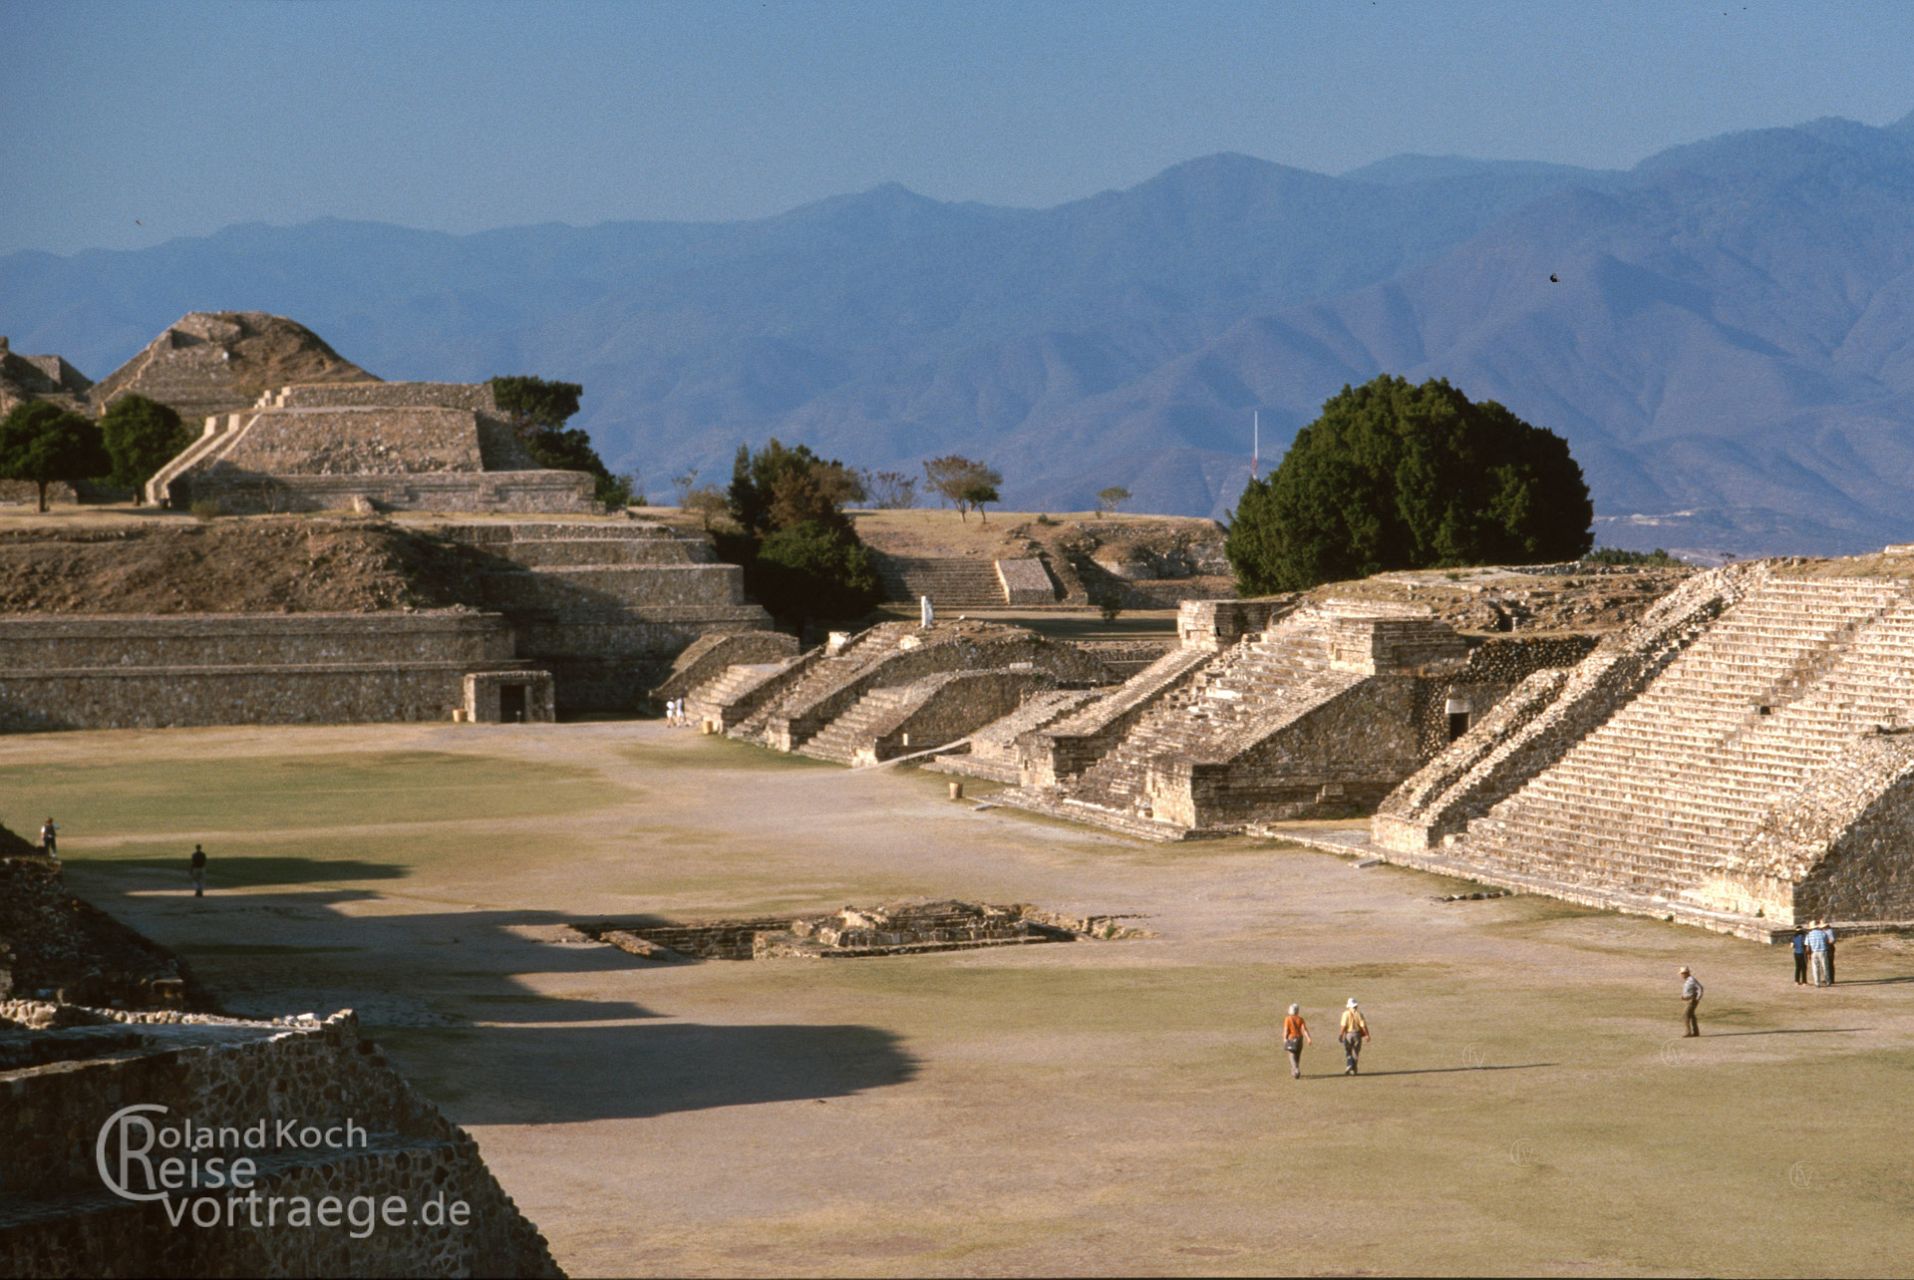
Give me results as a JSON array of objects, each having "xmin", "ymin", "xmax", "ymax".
[{"xmin": 1444, "ymin": 572, "xmax": 1914, "ymax": 924}]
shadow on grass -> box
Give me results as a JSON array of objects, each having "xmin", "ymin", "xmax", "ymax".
[
  {"xmin": 1336, "ymin": 1063, "xmax": 1560, "ymax": 1077},
  {"xmin": 1825, "ymin": 976, "xmax": 1914, "ymax": 987},
  {"xmin": 1703, "ymin": 1028, "xmax": 1865, "ymax": 1038},
  {"xmin": 400, "ymin": 1021, "xmax": 921, "ymax": 1124},
  {"xmin": 70, "ymin": 854, "xmax": 409, "ymax": 887}
]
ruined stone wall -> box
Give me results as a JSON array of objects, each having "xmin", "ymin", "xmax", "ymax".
[
  {"xmin": 871, "ymin": 669, "xmax": 1057, "ymax": 761},
  {"xmin": 1016, "ymin": 646, "xmax": 1213, "ymax": 787},
  {"xmin": 0, "ymin": 613, "xmax": 526, "ymax": 732},
  {"xmin": 1176, "ymin": 599, "xmax": 1288, "ymax": 650},
  {"xmin": 184, "ymin": 469, "xmax": 596, "ymax": 516},
  {"xmin": 994, "ymin": 558, "xmax": 1057, "ymax": 605},
  {"xmin": 0, "ymin": 1011, "xmax": 559, "ymax": 1277},
  {"xmin": 272, "ymin": 382, "xmax": 498, "ymax": 412},
  {"xmin": 1154, "ymin": 680, "xmax": 1424, "ymax": 828},
  {"xmin": 1747, "ymin": 736, "xmax": 1914, "ymax": 924}
]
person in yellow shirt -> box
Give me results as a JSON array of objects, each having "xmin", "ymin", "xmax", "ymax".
[
  {"xmin": 1338, "ymin": 998, "xmax": 1370, "ymax": 1075},
  {"xmin": 1281, "ymin": 1003, "xmax": 1313, "ymax": 1079}
]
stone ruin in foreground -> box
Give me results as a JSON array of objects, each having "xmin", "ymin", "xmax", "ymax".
[{"xmin": 0, "ymin": 856, "xmax": 560, "ymax": 1277}]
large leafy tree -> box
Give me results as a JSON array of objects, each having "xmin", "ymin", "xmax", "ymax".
[
  {"xmin": 488, "ymin": 375, "xmax": 635, "ymax": 507},
  {"xmin": 1226, "ymin": 375, "xmax": 1593, "ymax": 593},
  {"xmin": 0, "ymin": 401, "xmax": 111, "ymax": 512},
  {"xmin": 723, "ymin": 440, "xmax": 879, "ymax": 623},
  {"xmin": 99, "ymin": 393, "xmax": 190, "ymax": 503}
]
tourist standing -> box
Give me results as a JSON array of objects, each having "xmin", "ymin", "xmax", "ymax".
[
  {"xmin": 1338, "ymin": 999, "xmax": 1370, "ymax": 1075},
  {"xmin": 1281, "ymin": 1003, "xmax": 1313, "ymax": 1080},
  {"xmin": 1807, "ymin": 923, "xmax": 1831, "ymax": 987},
  {"xmin": 1678, "ymin": 967, "xmax": 1703, "ymax": 1036},
  {"xmin": 189, "ymin": 844, "xmax": 207, "ymax": 898},
  {"xmin": 1790, "ymin": 927, "xmax": 1808, "ymax": 986},
  {"xmin": 1825, "ymin": 922, "xmax": 1837, "ymax": 985},
  {"xmin": 39, "ymin": 817, "xmax": 57, "ymax": 859}
]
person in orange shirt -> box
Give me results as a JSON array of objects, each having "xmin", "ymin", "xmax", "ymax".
[{"xmin": 1281, "ymin": 1003, "xmax": 1313, "ymax": 1079}]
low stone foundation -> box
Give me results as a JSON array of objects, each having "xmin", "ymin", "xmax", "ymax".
[{"xmin": 0, "ymin": 613, "xmax": 532, "ymax": 732}]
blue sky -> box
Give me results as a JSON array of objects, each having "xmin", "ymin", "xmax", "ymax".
[{"xmin": 5, "ymin": 0, "xmax": 1913, "ymax": 255}]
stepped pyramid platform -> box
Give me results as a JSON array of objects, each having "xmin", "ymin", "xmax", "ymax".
[
  {"xmin": 797, "ymin": 667, "xmax": 1061, "ymax": 765},
  {"xmin": 717, "ymin": 620, "xmax": 1113, "ymax": 755},
  {"xmin": 441, "ymin": 521, "xmax": 771, "ymax": 712},
  {"xmin": 1372, "ymin": 563, "xmax": 1914, "ymax": 937},
  {"xmin": 999, "ymin": 599, "xmax": 1594, "ymax": 840},
  {"xmin": 147, "ymin": 379, "xmax": 596, "ymax": 515}
]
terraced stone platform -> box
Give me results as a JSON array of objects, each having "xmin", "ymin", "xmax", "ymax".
[{"xmin": 1372, "ymin": 563, "xmax": 1914, "ymax": 934}]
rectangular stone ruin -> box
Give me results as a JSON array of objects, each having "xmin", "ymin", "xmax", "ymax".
[
  {"xmin": 462, "ymin": 669, "xmax": 557, "ymax": 723},
  {"xmin": 576, "ymin": 901, "xmax": 1145, "ymax": 962}
]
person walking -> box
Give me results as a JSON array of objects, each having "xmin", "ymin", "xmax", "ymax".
[
  {"xmin": 1338, "ymin": 998, "xmax": 1370, "ymax": 1075},
  {"xmin": 189, "ymin": 844, "xmax": 207, "ymax": 898},
  {"xmin": 1678, "ymin": 967, "xmax": 1703, "ymax": 1036},
  {"xmin": 39, "ymin": 817, "xmax": 58, "ymax": 859},
  {"xmin": 1281, "ymin": 1003, "xmax": 1313, "ymax": 1079},
  {"xmin": 1807, "ymin": 922, "xmax": 1831, "ymax": 987},
  {"xmin": 1790, "ymin": 927, "xmax": 1808, "ymax": 986}
]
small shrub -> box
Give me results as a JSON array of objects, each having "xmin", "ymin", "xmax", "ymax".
[
  {"xmin": 1582, "ymin": 546, "xmax": 1681, "ymax": 567},
  {"xmin": 1035, "ymin": 513, "xmax": 1058, "ymax": 526},
  {"xmin": 189, "ymin": 498, "xmax": 222, "ymax": 522}
]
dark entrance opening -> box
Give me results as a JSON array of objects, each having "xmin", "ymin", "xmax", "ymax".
[
  {"xmin": 1448, "ymin": 711, "xmax": 1471, "ymax": 741},
  {"xmin": 499, "ymin": 683, "xmax": 528, "ymax": 723}
]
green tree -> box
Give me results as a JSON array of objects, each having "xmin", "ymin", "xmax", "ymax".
[
  {"xmin": 923, "ymin": 455, "xmax": 1003, "ymax": 522},
  {"xmin": 0, "ymin": 401, "xmax": 111, "ymax": 512},
  {"xmin": 487, "ymin": 375, "xmax": 632, "ymax": 507},
  {"xmin": 1226, "ymin": 375, "xmax": 1592, "ymax": 593},
  {"xmin": 1095, "ymin": 485, "xmax": 1131, "ymax": 515},
  {"xmin": 748, "ymin": 520, "xmax": 882, "ymax": 620},
  {"xmin": 727, "ymin": 439, "xmax": 864, "ymax": 536},
  {"xmin": 721, "ymin": 440, "xmax": 879, "ymax": 625},
  {"xmin": 99, "ymin": 394, "xmax": 190, "ymax": 503}
]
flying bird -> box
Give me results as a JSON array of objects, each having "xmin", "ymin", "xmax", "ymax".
[{"xmin": 1548, "ymin": 273, "xmax": 1560, "ymax": 283}]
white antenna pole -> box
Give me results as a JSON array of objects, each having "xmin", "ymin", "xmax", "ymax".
[{"xmin": 1252, "ymin": 410, "xmax": 1260, "ymax": 479}]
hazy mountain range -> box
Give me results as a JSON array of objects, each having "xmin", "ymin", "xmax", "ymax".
[{"xmin": 8, "ymin": 109, "xmax": 1914, "ymax": 555}]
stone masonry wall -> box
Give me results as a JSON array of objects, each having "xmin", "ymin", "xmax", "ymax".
[
  {"xmin": 0, "ymin": 1011, "xmax": 560, "ymax": 1277},
  {"xmin": 0, "ymin": 613, "xmax": 526, "ymax": 732},
  {"xmin": 184, "ymin": 470, "xmax": 596, "ymax": 516}
]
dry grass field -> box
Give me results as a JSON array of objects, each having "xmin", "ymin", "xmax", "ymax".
[{"xmin": 11, "ymin": 720, "xmax": 1914, "ymax": 1277}]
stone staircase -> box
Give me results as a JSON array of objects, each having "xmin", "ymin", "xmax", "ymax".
[
  {"xmin": 442, "ymin": 522, "xmax": 770, "ymax": 711},
  {"xmin": 1063, "ymin": 615, "xmax": 1365, "ymax": 821},
  {"xmin": 874, "ymin": 555, "xmax": 1007, "ymax": 608},
  {"xmin": 1451, "ymin": 574, "xmax": 1914, "ymax": 915},
  {"xmin": 730, "ymin": 627, "xmax": 911, "ymax": 747},
  {"xmin": 686, "ymin": 660, "xmax": 799, "ymax": 732}
]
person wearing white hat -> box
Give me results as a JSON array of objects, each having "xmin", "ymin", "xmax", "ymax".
[{"xmin": 1337, "ymin": 998, "xmax": 1370, "ymax": 1075}]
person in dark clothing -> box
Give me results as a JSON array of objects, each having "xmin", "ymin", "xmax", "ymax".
[
  {"xmin": 1791, "ymin": 928, "xmax": 1808, "ymax": 985},
  {"xmin": 1825, "ymin": 924, "xmax": 1836, "ymax": 985},
  {"xmin": 39, "ymin": 818, "xmax": 58, "ymax": 859},
  {"xmin": 189, "ymin": 844, "xmax": 207, "ymax": 898}
]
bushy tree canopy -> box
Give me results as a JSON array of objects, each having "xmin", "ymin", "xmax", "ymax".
[
  {"xmin": 487, "ymin": 375, "xmax": 634, "ymax": 507},
  {"xmin": 721, "ymin": 440, "xmax": 879, "ymax": 624},
  {"xmin": 923, "ymin": 455, "xmax": 1003, "ymax": 522},
  {"xmin": 1226, "ymin": 376, "xmax": 1593, "ymax": 593},
  {"xmin": 0, "ymin": 401, "xmax": 110, "ymax": 512},
  {"xmin": 99, "ymin": 393, "xmax": 190, "ymax": 501}
]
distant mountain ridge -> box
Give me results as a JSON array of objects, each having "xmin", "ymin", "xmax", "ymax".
[{"xmin": 8, "ymin": 111, "xmax": 1914, "ymax": 556}]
